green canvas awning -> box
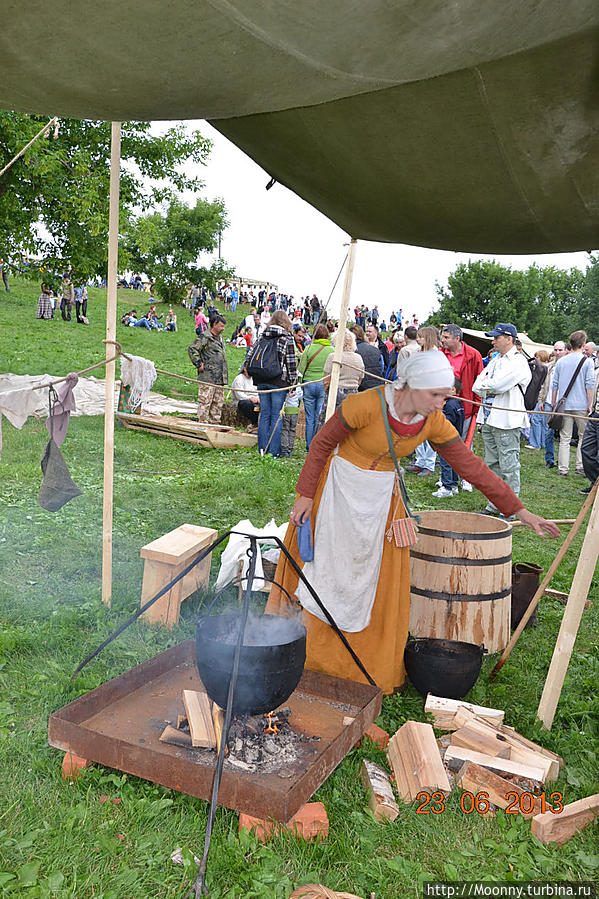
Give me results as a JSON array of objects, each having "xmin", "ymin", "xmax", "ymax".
[{"xmin": 2, "ymin": 0, "xmax": 599, "ymax": 252}]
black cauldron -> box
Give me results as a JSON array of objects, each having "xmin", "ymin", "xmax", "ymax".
[
  {"xmin": 404, "ymin": 636, "xmax": 485, "ymax": 700},
  {"xmin": 195, "ymin": 613, "xmax": 306, "ymax": 716}
]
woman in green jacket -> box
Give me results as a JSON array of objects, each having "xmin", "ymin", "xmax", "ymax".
[{"xmin": 298, "ymin": 324, "xmax": 334, "ymax": 449}]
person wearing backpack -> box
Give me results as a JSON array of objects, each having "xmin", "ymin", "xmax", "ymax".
[
  {"xmin": 298, "ymin": 324, "xmax": 334, "ymax": 450},
  {"xmin": 246, "ymin": 310, "xmax": 297, "ymax": 457}
]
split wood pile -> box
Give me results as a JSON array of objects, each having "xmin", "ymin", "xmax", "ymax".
[
  {"xmin": 356, "ymin": 694, "xmax": 596, "ymax": 847},
  {"xmin": 160, "ymin": 690, "xmax": 225, "ymax": 753},
  {"xmin": 117, "ymin": 410, "xmax": 257, "ymax": 448}
]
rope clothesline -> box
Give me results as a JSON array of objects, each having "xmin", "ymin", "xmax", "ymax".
[{"xmin": 17, "ymin": 340, "xmax": 598, "ymax": 424}]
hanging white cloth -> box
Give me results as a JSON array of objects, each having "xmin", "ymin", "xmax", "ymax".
[
  {"xmin": 215, "ymin": 518, "xmax": 289, "ymax": 592},
  {"xmin": 296, "ymin": 455, "xmax": 395, "ymax": 632},
  {"xmin": 120, "ymin": 355, "xmax": 157, "ymax": 410},
  {"xmin": 0, "ymin": 386, "xmax": 41, "ymax": 452}
]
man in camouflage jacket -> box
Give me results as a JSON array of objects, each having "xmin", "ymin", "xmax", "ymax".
[{"xmin": 188, "ymin": 314, "xmax": 228, "ymax": 423}]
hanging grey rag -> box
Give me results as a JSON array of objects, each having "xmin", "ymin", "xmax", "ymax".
[{"xmin": 38, "ymin": 438, "xmax": 83, "ymax": 511}]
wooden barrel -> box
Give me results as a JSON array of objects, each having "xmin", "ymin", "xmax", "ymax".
[{"xmin": 409, "ymin": 511, "xmax": 512, "ymax": 653}]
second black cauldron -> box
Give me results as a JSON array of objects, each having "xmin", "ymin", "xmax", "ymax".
[{"xmin": 404, "ymin": 636, "xmax": 485, "ymax": 700}]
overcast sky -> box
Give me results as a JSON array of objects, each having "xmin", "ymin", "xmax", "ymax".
[{"xmin": 170, "ymin": 121, "xmax": 590, "ymax": 323}]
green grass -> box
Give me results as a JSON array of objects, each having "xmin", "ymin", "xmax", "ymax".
[{"xmin": 0, "ymin": 277, "xmax": 597, "ymax": 898}]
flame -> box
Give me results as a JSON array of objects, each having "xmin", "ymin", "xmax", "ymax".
[{"xmin": 264, "ymin": 711, "xmax": 279, "ymax": 734}]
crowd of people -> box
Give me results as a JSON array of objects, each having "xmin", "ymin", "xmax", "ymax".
[
  {"xmin": 35, "ymin": 274, "xmax": 90, "ymax": 324},
  {"xmin": 186, "ymin": 293, "xmax": 599, "ymax": 517}
]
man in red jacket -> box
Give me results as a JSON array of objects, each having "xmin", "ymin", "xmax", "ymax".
[{"xmin": 441, "ymin": 325, "xmax": 484, "ymax": 494}]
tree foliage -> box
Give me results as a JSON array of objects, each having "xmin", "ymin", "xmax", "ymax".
[
  {"xmin": 124, "ymin": 197, "xmax": 234, "ymax": 304},
  {"xmin": 0, "ymin": 114, "xmax": 212, "ymax": 280},
  {"xmin": 428, "ymin": 258, "xmax": 596, "ymax": 342}
]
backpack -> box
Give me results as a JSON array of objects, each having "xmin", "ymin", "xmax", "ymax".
[
  {"xmin": 523, "ymin": 359, "xmax": 547, "ymax": 411},
  {"xmin": 246, "ymin": 334, "xmax": 283, "ymax": 383}
]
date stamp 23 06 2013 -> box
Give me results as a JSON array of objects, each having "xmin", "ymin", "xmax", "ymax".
[{"xmin": 415, "ymin": 791, "xmax": 564, "ymax": 816}]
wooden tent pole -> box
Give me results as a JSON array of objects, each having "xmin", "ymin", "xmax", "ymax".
[
  {"xmin": 489, "ymin": 479, "xmax": 598, "ymax": 679},
  {"xmin": 537, "ymin": 484, "xmax": 599, "ymax": 729},
  {"xmin": 102, "ymin": 121, "xmax": 121, "ymax": 607},
  {"xmin": 325, "ymin": 238, "xmax": 357, "ymax": 421}
]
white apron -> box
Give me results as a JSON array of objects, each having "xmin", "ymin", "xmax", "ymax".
[{"xmin": 296, "ymin": 455, "xmax": 395, "ymax": 632}]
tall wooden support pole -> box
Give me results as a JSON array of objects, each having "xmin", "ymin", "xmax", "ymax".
[
  {"xmin": 325, "ymin": 238, "xmax": 357, "ymax": 422},
  {"xmin": 102, "ymin": 122, "xmax": 121, "ymax": 607},
  {"xmin": 537, "ymin": 484, "xmax": 599, "ymax": 729}
]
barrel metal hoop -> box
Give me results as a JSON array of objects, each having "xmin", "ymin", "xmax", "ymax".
[
  {"xmin": 418, "ymin": 525, "xmax": 511, "ymax": 541},
  {"xmin": 410, "ymin": 585, "xmax": 511, "ymax": 603},
  {"xmin": 411, "ymin": 551, "xmax": 512, "ymax": 567}
]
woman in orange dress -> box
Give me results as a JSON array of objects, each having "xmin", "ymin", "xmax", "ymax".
[{"xmin": 268, "ymin": 352, "xmax": 558, "ymax": 694}]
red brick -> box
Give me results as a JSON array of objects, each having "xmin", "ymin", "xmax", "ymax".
[
  {"xmin": 238, "ymin": 813, "xmax": 275, "ymax": 843},
  {"xmin": 62, "ymin": 751, "xmax": 91, "ymax": 779},
  {"xmin": 361, "ymin": 723, "xmax": 390, "ymax": 751},
  {"xmin": 288, "ymin": 802, "xmax": 329, "ymax": 840},
  {"xmin": 239, "ymin": 802, "xmax": 329, "ymax": 843}
]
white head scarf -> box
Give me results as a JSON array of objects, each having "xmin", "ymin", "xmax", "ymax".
[
  {"xmin": 385, "ymin": 349, "xmax": 455, "ymax": 422},
  {"xmin": 395, "ymin": 349, "xmax": 455, "ymax": 390}
]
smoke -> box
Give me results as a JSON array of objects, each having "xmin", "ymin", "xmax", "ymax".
[{"xmin": 203, "ymin": 613, "xmax": 305, "ymax": 647}]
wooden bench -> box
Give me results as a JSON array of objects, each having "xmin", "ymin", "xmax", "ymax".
[{"xmin": 140, "ymin": 524, "xmax": 217, "ymax": 628}]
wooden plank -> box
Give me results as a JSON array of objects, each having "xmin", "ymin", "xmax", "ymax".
[
  {"xmin": 211, "ymin": 703, "xmax": 227, "ymax": 756},
  {"xmin": 141, "ymin": 524, "xmax": 217, "ymax": 565},
  {"xmin": 387, "ymin": 721, "xmax": 450, "ymax": 802},
  {"xmin": 424, "ymin": 694, "xmax": 505, "ymax": 731},
  {"xmin": 451, "ymin": 724, "xmax": 511, "ymax": 759},
  {"xmin": 183, "ymin": 690, "xmax": 216, "ymax": 749},
  {"xmin": 497, "ymin": 725, "xmax": 565, "ymax": 770},
  {"xmin": 451, "ymin": 715, "xmax": 558, "ymax": 782},
  {"xmin": 531, "ymin": 794, "xmax": 599, "ymax": 845},
  {"xmin": 159, "ymin": 724, "xmax": 192, "ymax": 748},
  {"xmin": 444, "ymin": 746, "xmax": 546, "ymax": 784},
  {"xmin": 457, "ymin": 762, "xmax": 542, "ymax": 819},
  {"xmin": 360, "ymin": 760, "xmax": 399, "ymax": 822},
  {"xmin": 537, "ymin": 486, "xmax": 599, "ymax": 729},
  {"xmin": 387, "ymin": 733, "xmax": 415, "ymax": 802}
]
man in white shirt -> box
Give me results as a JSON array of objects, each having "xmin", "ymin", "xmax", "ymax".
[{"xmin": 473, "ymin": 323, "xmax": 531, "ymax": 518}]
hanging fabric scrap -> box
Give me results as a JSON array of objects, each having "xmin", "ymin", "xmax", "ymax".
[{"xmin": 38, "ymin": 386, "xmax": 82, "ymax": 512}]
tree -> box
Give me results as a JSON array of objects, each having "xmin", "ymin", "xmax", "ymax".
[
  {"xmin": 124, "ymin": 198, "xmax": 234, "ymax": 304},
  {"xmin": 428, "ymin": 259, "xmax": 587, "ymax": 342},
  {"xmin": 0, "ymin": 114, "xmax": 211, "ymax": 280}
]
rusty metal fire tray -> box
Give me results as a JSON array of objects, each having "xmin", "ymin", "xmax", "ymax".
[{"xmin": 48, "ymin": 640, "xmax": 382, "ymax": 822}]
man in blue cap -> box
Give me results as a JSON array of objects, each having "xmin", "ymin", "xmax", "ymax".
[{"xmin": 472, "ymin": 323, "xmax": 531, "ymax": 519}]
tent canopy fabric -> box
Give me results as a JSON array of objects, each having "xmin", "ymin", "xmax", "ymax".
[
  {"xmin": 461, "ymin": 327, "xmax": 553, "ymax": 359},
  {"xmin": 2, "ymin": 1, "xmax": 599, "ymax": 253}
]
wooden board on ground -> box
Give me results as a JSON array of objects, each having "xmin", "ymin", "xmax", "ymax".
[
  {"xmin": 444, "ymin": 746, "xmax": 546, "ymax": 784},
  {"xmin": 451, "ymin": 708, "xmax": 562, "ymax": 780},
  {"xmin": 183, "ymin": 689, "xmax": 216, "ymax": 749},
  {"xmin": 457, "ymin": 761, "xmax": 542, "ymax": 818},
  {"xmin": 531, "ymin": 794, "xmax": 599, "ymax": 845},
  {"xmin": 117, "ymin": 411, "xmax": 257, "ymax": 449},
  {"xmin": 387, "ymin": 721, "xmax": 451, "ymax": 802},
  {"xmin": 451, "ymin": 724, "xmax": 511, "ymax": 759},
  {"xmin": 424, "ymin": 694, "xmax": 505, "ymax": 731},
  {"xmin": 360, "ymin": 760, "xmax": 399, "ymax": 822}
]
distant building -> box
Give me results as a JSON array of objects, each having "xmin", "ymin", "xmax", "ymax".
[{"xmin": 218, "ymin": 276, "xmax": 278, "ymax": 296}]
